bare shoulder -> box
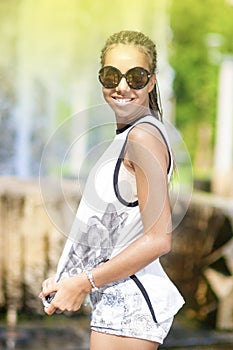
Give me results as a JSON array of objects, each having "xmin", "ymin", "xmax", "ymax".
[
  {"xmin": 128, "ymin": 122, "xmax": 167, "ymax": 150},
  {"xmin": 125, "ymin": 121, "xmax": 170, "ymax": 170}
]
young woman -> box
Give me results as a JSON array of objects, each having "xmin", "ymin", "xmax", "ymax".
[{"xmin": 40, "ymin": 30, "xmax": 184, "ymax": 350}]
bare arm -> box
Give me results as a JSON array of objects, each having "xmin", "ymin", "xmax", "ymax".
[{"xmin": 92, "ymin": 123, "xmax": 172, "ymax": 285}]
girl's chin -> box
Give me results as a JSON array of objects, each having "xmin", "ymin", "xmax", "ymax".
[{"xmin": 109, "ymin": 101, "xmax": 149, "ymax": 119}]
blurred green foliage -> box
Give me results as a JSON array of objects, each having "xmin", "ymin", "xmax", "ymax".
[
  {"xmin": 1, "ymin": 0, "xmax": 232, "ymax": 179},
  {"xmin": 169, "ymin": 0, "xmax": 233, "ymax": 174}
]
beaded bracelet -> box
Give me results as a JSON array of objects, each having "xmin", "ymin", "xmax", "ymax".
[{"xmin": 84, "ymin": 270, "xmax": 99, "ymax": 292}]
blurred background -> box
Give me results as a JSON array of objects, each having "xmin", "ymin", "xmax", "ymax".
[{"xmin": 0, "ymin": 0, "xmax": 233, "ymax": 349}]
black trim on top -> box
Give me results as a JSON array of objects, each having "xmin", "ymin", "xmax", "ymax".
[
  {"xmin": 116, "ymin": 123, "xmax": 132, "ymax": 135},
  {"xmin": 130, "ymin": 274, "xmax": 157, "ymax": 323},
  {"xmin": 113, "ymin": 139, "xmax": 138, "ymax": 207},
  {"xmin": 113, "ymin": 119, "xmax": 172, "ymax": 207}
]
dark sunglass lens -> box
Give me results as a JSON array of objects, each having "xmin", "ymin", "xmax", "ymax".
[
  {"xmin": 127, "ymin": 67, "xmax": 150, "ymax": 89},
  {"xmin": 99, "ymin": 66, "xmax": 120, "ymax": 88}
]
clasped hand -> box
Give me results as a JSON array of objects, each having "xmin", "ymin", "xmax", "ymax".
[{"xmin": 39, "ymin": 273, "xmax": 91, "ymax": 315}]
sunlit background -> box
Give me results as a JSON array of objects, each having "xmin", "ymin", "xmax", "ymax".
[
  {"xmin": 0, "ymin": 0, "xmax": 233, "ymax": 195},
  {"xmin": 0, "ymin": 0, "xmax": 233, "ymax": 349},
  {"xmin": 0, "ymin": 0, "xmax": 169, "ymax": 176},
  {"xmin": 0, "ymin": 0, "xmax": 231, "ymax": 186}
]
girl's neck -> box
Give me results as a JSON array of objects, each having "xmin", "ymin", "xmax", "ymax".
[{"xmin": 115, "ymin": 106, "xmax": 151, "ymax": 129}]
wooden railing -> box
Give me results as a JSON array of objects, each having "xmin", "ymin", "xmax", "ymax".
[
  {"xmin": 0, "ymin": 177, "xmax": 233, "ymax": 329},
  {"xmin": 0, "ymin": 177, "xmax": 79, "ymax": 325}
]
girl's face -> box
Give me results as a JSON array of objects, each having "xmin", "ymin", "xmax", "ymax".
[{"xmin": 101, "ymin": 44, "xmax": 155, "ymax": 125}]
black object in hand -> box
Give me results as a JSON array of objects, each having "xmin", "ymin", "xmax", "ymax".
[{"xmin": 42, "ymin": 292, "xmax": 56, "ymax": 308}]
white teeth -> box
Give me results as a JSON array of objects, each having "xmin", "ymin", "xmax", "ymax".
[{"xmin": 115, "ymin": 98, "xmax": 131, "ymax": 104}]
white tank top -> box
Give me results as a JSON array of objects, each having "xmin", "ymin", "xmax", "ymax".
[{"xmin": 56, "ymin": 115, "xmax": 184, "ymax": 322}]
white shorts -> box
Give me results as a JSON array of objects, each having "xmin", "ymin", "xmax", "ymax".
[{"xmin": 89, "ymin": 276, "xmax": 173, "ymax": 344}]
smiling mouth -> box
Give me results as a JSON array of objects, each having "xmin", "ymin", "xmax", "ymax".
[{"xmin": 113, "ymin": 97, "xmax": 134, "ymax": 105}]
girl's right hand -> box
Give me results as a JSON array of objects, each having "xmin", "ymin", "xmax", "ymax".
[{"xmin": 39, "ymin": 275, "xmax": 57, "ymax": 299}]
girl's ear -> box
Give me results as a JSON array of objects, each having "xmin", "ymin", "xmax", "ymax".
[{"xmin": 148, "ymin": 73, "xmax": 156, "ymax": 93}]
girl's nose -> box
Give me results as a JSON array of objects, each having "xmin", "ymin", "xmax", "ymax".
[{"xmin": 116, "ymin": 77, "xmax": 131, "ymax": 93}]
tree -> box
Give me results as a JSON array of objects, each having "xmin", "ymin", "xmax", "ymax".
[{"xmin": 169, "ymin": 0, "xmax": 233, "ymax": 178}]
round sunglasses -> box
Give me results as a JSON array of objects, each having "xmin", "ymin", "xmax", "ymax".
[{"xmin": 98, "ymin": 66, "xmax": 152, "ymax": 90}]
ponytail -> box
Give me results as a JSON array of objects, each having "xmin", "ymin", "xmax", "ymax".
[{"xmin": 149, "ymin": 80, "xmax": 163, "ymax": 122}]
